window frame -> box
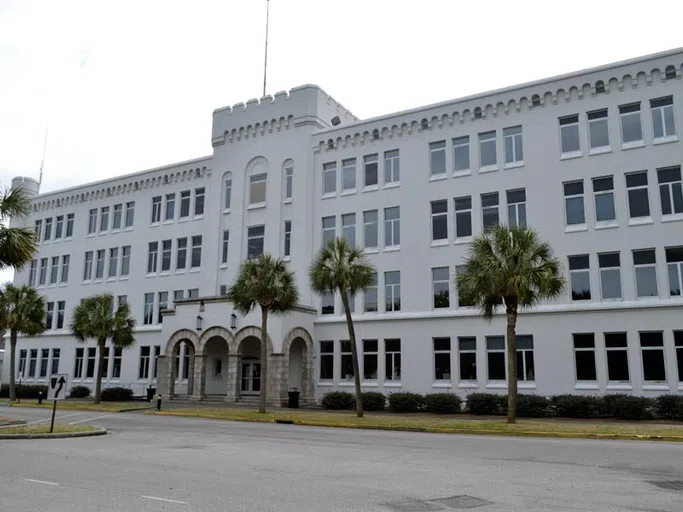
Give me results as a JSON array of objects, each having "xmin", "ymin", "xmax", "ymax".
[
  {"xmin": 503, "ymin": 125, "xmax": 523, "ymax": 166},
  {"xmin": 248, "ymin": 174, "xmax": 267, "ymax": 206},
  {"xmin": 341, "ymin": 158, "xmax": 356, "ymax": 192},
  {"xmin": 573, "ymin": 333, "xmax": 597, "ymax": 383},
  {"xmin": 383, "ymin": 149, "xmax": 399, "ymax": 186},
  {"xmin": 384, "ymin": 271, "xmax": 401, "ymax": 312},
  {"xmin": 363, "ymin": 153, "xmax": 379, "ymax": 189},
  {"xmin": 563, "ymin": 180, "xmax": 586, "ymax": 228},
  {"xmin": 454, "ymin": 196, "xmax": 472, "ymax": 240},
  {"xmin": 625, "ymin": 171, "xmax": 651, "ymax": 221},
  {"xmin": 598, "ymin": 252, "xmax": 622, "ymax": 300},
  {"xmin": 363, "ymin": 210, "xmax": 378, "ymax": 249},
  {"xmin": 587, "ymin": 109, "xmax": 610, "ymax": 152},
  {"xmin": 657, "ymin": 166, "xmax": 683, "ymax": 217},
  {"xmin": 433, "ymin": 337, "xmax": 452, "ymax": 382},
  {"xmin": 384, "ymin": 339, "xmax": 401, "ymax": 381},
  {"xmin": 619, "ymin": 102, "xmax": 643, "ymax": 147},
  {"xmin": 430, "ymin": 200, "xmax": 448, "ymax": 243},
  {"xmin": 633, "ymin": 249, "xmax": 658, "ymax": 298},
  {"xmin": 506, "ymin": 188, "xmax": 527, "ymax": 228},
  {"xmin": 322, "ymin": 162, "xmax": 337, "ymax": 196},
  {"xmin": 592, "ymin": 176, "xmax": 617, "ymax": 225},
  {"xmin": 452, "ymin": 135, "xmax": 470, "ymax": 174},
  {"xmin": 639, "ymin": 331, "xmax": 666, "ymax": 383},
  {"xmin": 481, "ymin": 192, "xmax": 499, "ymax": 233},
  {"xmin": 568, "ymin": 254, "xmax": 591, "ymax": 301},
  {"xmin": 429, "ymin": 140, "xmax": 446, "ymax": 177},
  {"xmin": 478, "ymin": 130, "xmax": 497, "ymax": 169},
  {"xmin": 432, "ymin": 267, "xmax": 450, "ymax": 309},
  {"xmin": 559, "ymin": 114, "xmax": 581, "ymax": 156},
  {"xmin": 383, "ymin": 207, "xmax": 400, "ymax": 249},
  {"xmin": 650, "ymin": 96, "xmax": 676, "ymax": 140}
]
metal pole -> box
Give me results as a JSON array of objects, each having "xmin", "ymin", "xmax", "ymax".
[
  {"xmin": 49, "ymin": 400, "xmax": 57, "ymax": 433},
  {"xmin": 262, "ymin": 0, "xmax": 270, "ymax": 97}
]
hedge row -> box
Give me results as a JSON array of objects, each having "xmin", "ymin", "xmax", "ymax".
[
  {"xmin": 320, "ymin": 391, "xmax": 683, "ymax": 420},
  {"xmin": 0, "ymin": 384, "xmax": 48, "ymax": 399}
]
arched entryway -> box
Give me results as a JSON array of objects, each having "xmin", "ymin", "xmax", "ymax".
[
  {"xmin": 166, "ymin": 336, "xmax": 197, "ymax": 398},
  {"xmin": 238, "ymin": 336, "xmax": 262, "ymax": 396},
  {"xmin": 202, "ymin": 336, "xmax": 230, "ymax": 396},
  {"xmin": 282, "ymin": 327, "xmax": 314, "ymax": 405}
]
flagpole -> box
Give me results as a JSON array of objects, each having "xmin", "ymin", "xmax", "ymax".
[
  {"xmin": 263, "ymin": 0, "xmax": 270, "ymax": 97},
  {"xmin": 39, "ymin": 126, "xmax": 48, "ymax": 186}
]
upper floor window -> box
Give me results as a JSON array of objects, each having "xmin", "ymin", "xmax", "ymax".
[
  {"xmin": 284, "ymin": 166, "xmax": 293, "ymax": 201},
  {"xmin": 147, "ymin": 242, "xmax": 159, "ymax": 274},
  {"xmin": 592, "ymin": 176, "xmax": 616, "ymax": 223},
  {"xmin": 88, "ymin": 209, "xmax": 97, "ymax": 234},
  {"xmin": 657, "ymin": 166, "xmax": 683, "ymax": 216},
  {"xmin": 100, "ymin": 207, "xmax": 109, "ymax": 232},
  {"xmin": 323, "ymin": 162, "xmax": 336, "ymax": 195},
  {"xmin": 633, "ymin": 249, "xmax": 658, "ymax": 298},
  {"xmin": 481, "ymin": 192, "xmax": 499, "ymax": 233},
  {"xmin": 587, "ymin": 109, "xmax": 609, "ymax": 150},
  {"xmin": 431, "ymin": 200, "xmax": 448, "ymax": 242},
  {"xmin": 194, "ymin": 187, "xmax": 205, "ymax": 215},
  {"xmin": 454, "ymin": 196, "xmax": 472, "ymax": 239},
  {"xmin": 384, "ymin": 271, "xmax": 401, "ymax": 312},
  {"xmin": 191, "ymin": 235, "xmax": 202, "ymax": 268},
  {"xmin": 503, "ymin": 126, "xmax": 523, "ymax": 165},
  {"xmin": 112, "ymin": 204, "xmax": 122, "ymax": 229},
  {"xmin": 38, "ymin": 257, "xmax": 47, "ymax": 285},
  {"xmin": 65, "ymin": 213, "xmax": 74, "ymax": 237},
  {"xmin": 35, "ymin": 219, "xmax": 42, "ymax": 240},
  {"xmin": 430, "ymin": 141, "xmax": 446, "ymax": 177},
  {"xmin": 322, "ymin": 216, "xmax": 336, "ymax": 247},
  {"xmin": 626, "ymin": 171, "xmax": 650, "ymax": 220},
  {"xmin": 60, "ymin": 255, "xmax": 70, "ymax": 283},
  {"xmin": 342, "ymin": 158, "xmax": 356, "ymax": 192},
  {"xmin": 666, "ymin": 246, "xmax": 683, "ymax": 296},
  {"xmin": 180, "ymin": 191, "xmax": 191, "ymax": 218},
  {"xmin": 165, "ymin": 194, "xmax": 175, "ymax": 220},
  {"xmin": 384, "ymin": 150, "xmax": 399, "ymax": 186},
  {"xmin": 283, "ymin": 221, "xmax": 291, "ymax": 258},
  {"xmin": 363, "ymin": 210, "xmax": 378, "ymax": 249},
  {"xmin": 249, "ymin": 174, "xmax": 267, "ymax": 205},
  {"xmin": 161, "ymin": 240, "xmax": 172, "ymax": 272},
  {"xmin": 478, "ymin": 131, "xmax": 497, "ymax": 168},
  {"xmin": 564, "ymin": 181, "xmax": 585, "ymax": 226},
  {"xmin": 651, "ymin": 96, "xmax": 676, "ymax": 139},
  {"xmin": 125, "ymin": 201, "xmax": 135, "ymax": 227},
  {"xmin": 224, "ymin": 173, "xmax": 232, "ymax": 210},
  {"xmin": 342, "ymin": 213, "xmax": 356, "ymax": 246},
  {"xmin": 247, "ymin": 226, "xmax": 265, "ymax": 259},
  {"xmin": 569, "ymin": 254, "xmax": 591, "ymax": 301},
  {"xmin": 44, "ymin": 218, "xmax": 52, "ymax": 241},
  {"xmin": 506, "ymin": 188, "xmax": 526, "ymax": 228},
  {"xmin": 151, "ymin": 196, "xmax": 162, "ymax": 224},
  {"xmin": 364, "ymin": 154, "xmax": 379, "ymax": 188},
  {"xmin": 619, "ymin": 103, "xmax": 643, "ymax": 145},
  {"xmin": 384, "ymin": 207, "xmax": 400, "ymax": 248},
  {"xmin": 453, "ymin": 136, "xmax": 470, "ymax": 172},
  {"xmin": 559, "ymin": 114, "xmax": 580, "ymax": 155},
  {"xmin": 221, "ymin": 230, "xmax": 230, "ymax": 264}
]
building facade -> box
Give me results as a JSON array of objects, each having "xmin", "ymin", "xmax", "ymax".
[{"xmin": 4, "ymin": 48, "xmax": 683, "ymax": 403}]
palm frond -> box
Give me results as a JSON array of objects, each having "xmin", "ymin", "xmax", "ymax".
[
  {"xmin": 0, "ymin": 187, "xmax": 31, "ymax": 219},
  {"xmin": 309, "ymin": 238, "xmax": 375, "ymax": 298},
  {"xmin": 0, "ymin": 284, "xmax": 46, "ymax": 335}
]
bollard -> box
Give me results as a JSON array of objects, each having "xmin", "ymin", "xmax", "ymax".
[
  {"xmin": 37, "ymin": 391, "xmax": 43, "ymax": 405},
  {"xmin": 156, "ymin": 394, "xmax": 162, "ymax": 411}
]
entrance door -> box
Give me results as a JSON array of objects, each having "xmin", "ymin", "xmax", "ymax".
[{"xmin": 241, "ymin": 361, "xmax": 261, "ymax": 394}]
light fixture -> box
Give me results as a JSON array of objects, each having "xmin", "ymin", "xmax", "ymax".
[
  {"xmin": 199, "ymin": 299, "xmax": 205, "ymax": 313},
  {"xmin": 196, "ymin": 314, "xmax": 203, "ymax": 331},
  {"xmin": 230, "ymin": 312, "xmax": 237, "ymax": 330}
]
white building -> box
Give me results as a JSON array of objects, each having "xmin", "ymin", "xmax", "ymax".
[{"xmin": 4, "ymin": 48, "xmax": 683, "ymax": 404}]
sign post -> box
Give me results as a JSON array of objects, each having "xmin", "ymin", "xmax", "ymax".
[{"xmin": 47, "ymin": 374, "xmax": 68, "ymax": 433}]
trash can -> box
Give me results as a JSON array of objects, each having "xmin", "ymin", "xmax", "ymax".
[
  {"xmin": 146, "ymin": 387, "xmax": 157, "ymax": 402},
  {"xmin": 288, "ymin": 387, "xmax": 300, "ymax": 409}
]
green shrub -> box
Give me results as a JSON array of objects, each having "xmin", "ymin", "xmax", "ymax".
[
  {"xmin": 0, "ymin": 383, "xmax": 49, "ymax": 399},
  {"xmin": 597, "ymin": 394, "xmax": 627, "ymax": 417},
  {"xmin": 676, "ymin": 401, "xmax": 683, "ymax": 421},
  {"xmin": 611, "ymin": 396, "xmax": 655, "ymax": 421},
  {"xmin": 68, "ymin": 385, "xmax": 91, "ymax": 399},
  {"xmin": 361, "ymin": 392, "xmax": 386, "ymax": 411},
  {"xmin": 100, "ymin": 387, "xmax": 133, "ymax": 402},
  {"xmin": 655, "ymin": 395, "xmax": 683, "ymax": 419},
  {"xmin": 516, "ymin": 394, "xmax": 550, "ymax": 418},
  {"xmin": 550, "ymin": 395, "xmax": 600, "ymax": 418},
  {"xmin": 466, "ymin": 393, "xmax": 506, "ymax": 416},
  {"xmin": 424, "ymin": 393, "xmax": 462, "ymax": 414},
  {"xmin": 321, "ymin": 391, "xmax": 355, "ymax": 410},
  {"xmin": 388, "ymin": 392, "xmax": 425, "ymax": 413}
]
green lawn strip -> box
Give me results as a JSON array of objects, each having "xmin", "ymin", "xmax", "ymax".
[
  {"xmin": 150, "ymin": 408, "xmax": 683, "ymax": 440},
  {"xmin": 0, "ymin": 424, "xmax": 98, "ymax": 435},
  {"xmin": 10, "ymin": 401, "xmax": 153, "ymax": 412}
]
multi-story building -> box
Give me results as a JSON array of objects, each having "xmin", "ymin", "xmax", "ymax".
[{"xmin": 4, "ymin": 48, "xmax": 683, "ymax": 404}]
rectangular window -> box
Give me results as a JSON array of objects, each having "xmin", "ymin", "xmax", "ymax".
[
  {"xmin": 592, "ymin": 176, "xmax": 616, "ymax": 223},
  {"xmin": 38, "ymin": 257, "xmax": 47, "ymax": 285},
  {"xmin": 364, "ymin": 272, "xmax": 378, "ymax": 312},
  {"xmin": 147, "ymin": 242, "xmax": 159, "ymax": 273},
  {"xmin": 364, "ymin": 154, "xmax": 379, "ymax": 187},
  {"xmin": 49, "ymin": 256, "xmax": 59, "ymax": 284},
  {"xmin": 384, "ymin": 206, "xmax": 400, "ymax": 247},
  {"xmin": 605, "ymin": 332, "xmax": 629, "ymax": 382},
  {"xmin": 194, "ymin": 187, "xmax": 205, "ymax": 215},
  {"xmin": 633, "ymin": 249, "xmax": 658, "ymax": 297},
  {"xmin": 99, "ymin": 206, "xmax": 109, "ymax": 232},
  {"xmin": 640, "ymin": 332, "xmax": 666, "ymax": 382},
  {"xmin": 322, "ymin": 216, "xmax": 336, "ymax": 247},
  {"xmin": 342, "ymin": 158, "xmax": 356, "ymax": 192},
  {"xmin": 453, "ymin": 136, "xmax": 470, "ymax": 172},
  {"xmin": 188, "ymin": 288, "xmax": 199, "ymax": 299},
  {"xmin": 176, "ymin": 238, "xmax": 187, "ymax": 269},
  {"xmin": 573, "ymin": 333, "xmax": 597, "ymax": 381},
  {"xmin": 121, "ymin": 246, "xmax": 131, "ymax": 276},
  {"xmin": 112, "ymin": 347, "xmax": 122, "ymax": 379},
  {"xmin": 143, "ymin": 293, "xmax": 154, "ymax": 325},
  {"xmin": 283, "ymin": 221, "xmax": 291, "ymax": 257},
  {"xmin": 28, "ymin": 259, "xmax": 37, "ymax": 286},
  {"xmin": 626, "ymin": 171, "xmax": 651, "ymax": 219},
  {"xmin": 117, "ymin": 295, "xmax": 127, "ymax": 308},
  {"xmin": 165, "ymin": 193, "xmax": 175, "ymax": 220},
  {"xmin": 619, "ymin": 103, "xmax": 643, "ymax": 144},
  {"xmin": 323, "ymin": 162, "xmax": 337, "ymax": 195},
  {"xmin": 321, "ymin": 292, "xmax": 334, "ymax": 315},
  {"xmin": 564, "ymin": 181, "xmax": 585, "ymax": 226},
  {"xmin": 95, "ymin": 249, "xmax": 105, "ymax": 279},
  {"xmin": 60, "ymin": 255, "xmax": 70, "ymax": 283},
  {"xmin": 385, "ymin": 339, "xmax": 401, "ymax": 381},
  {"xmin": 55, "ymin": 215, "xmax": 63, "ymax": 239},
  {"xmin": 432, "ymin": 267, "xmax": 450, "ymax": 309},
  {"xmin": 180, "ymin": 191, "xmax": 191, "ymax": 218},
  {"xmin": 284, "ymin": 167, "xmax": 293, "ymax": 201},
  {"xmin": 112, "ymin": 204, "xmax": 122, "ymax": 229},
  {"xmin": 18, "ymin": 349, "xmax": 27, "ymax": 377},
  {"xmin": 675, "ymin": 331, "xmax": 683, "ymax": 382},
  {"xmin": 454, "ymin": 196, "xmax": 472, "ymax": 239},
  {"xmin": 88, "ymin": 208, "xmax": 97, "ymax": 234},
  {"xmin": 319, "ymin": 341, "xmax": 334, "ymax": 380},
  {"xmin": 666, "ymin": 246, "xmax": 683, "ymax": 296},
  {"xmin": 108, "ymin": 248, "xmax": 118, "ymax": 278},
  {"xmin": 247, "ymin": 226, "xmax": 265, "ymax": 259},
  {"xmin": 221, "ymin": 230, "xmax": 230, "ymax": 264},
  {"xmin": 44, "ymin": 218, "xmax": 52, "ymax": 241},
  {"xmin": 45, "ymin": 302, "xmax": 54, "ymax": 330},
  {"xmin": 430, "ymin": 140, "xmax": 446, "ymax": 177},
  {"xmin": 598, "ymin": 252, "xmax": 622, "ymax": 299},
  {"xmin": 151, "ymin": 196, "xmax": 162, "ymax": 223},
  {"xmin": 35, "ymin": 219, "xmax": 42, "ymax": 241},
  {"xmin": 651, "ymin": 96, "xmax": 676, "ymax": 139},
  {"xmin": 516, "ymin": 335, "xmax": 535, "ymax": 381},
  {"xmin": 363, "ymin": 210, "xmax": 378, "ymax": 249},
  {"xmin": 486, "ymin": 336, "xmax": 505, "ymax": 381},
  {"xmin": 158, "ymin": 292, "xmax": 168, "ymax": 324},
  {"xmin": 658, "ymin": 166, "xmax": 683, "ymax": 216},
  {"xmin": 342, "ymin": 213, "xmax": 356, "ymax": 246},
  {"xmin": 74, "ymin": 348, "xmax": 84, "ymax": 379},
  {"xmin": 224, "ymin": 176, "xmax": 232, "ymax": 210},
  {"xmin": 506, "ymin": 188, "xmax": 527, "ymax": 228},
  {"xmin": 28, "ymin": 349, "xmax": 37, "ymax": 377},
  {"xmin": 66, "ymin": 213, "xmax": 74, "ymax": 237},
  {"xmin": 38, "ymin": 349, "xmax": 47, "ymax": 377},
  {"xmin": 559, "ymin": 114, "xmax": 580, "ymax": 154},
  {"xmin": 125, "ymin": 201, "xmax": 135, "ymax": 227},
  {"xmin": 101, "ymin": 347, "xmax": 109, "ymax": 379},
  {"xmin": 433, "ymin": 337, "xmax": 451, "ymax": 380},
  {"xmin": 503, "ymin": 126, "xmax": 523, "ymax": 164},
  {"xmin": 83, "ymin": 252, "xmax": 93, "ymax": 281},
  {"xmin": 86, "ymin": 348, "xmax": 96, "ymax": 379},
  {"xmin": 481, "ymin": 192, "xmax": 499, "ymax": 233},
  {"xmin": 431, "ymin": 200, "xmax": 448, "ymax": 242},
  {"xmin": 479, "ymin": 131, "xmax": 497, "ymax": 168},
  {"xmin": 173, "ymin": 290, "xmax": 184, "ymax": 303},
  {"xmin": 456, "ymin": 265, "xmax": 475, "ymax": 307},
  {"xmin": 363, "ymin": 339, "xmax": 378, "ymax": 380},
  {"xmin": 384, "ymin": 150, "xmax": 400, "ymax": 185},
  {"xmin": 51, "ymin": 348, "xmax": 60, "ymax": 375},
  {"xmin": 139, "ymin": 346, "xmax": 150, "ymax": 379},
  {"xmin": 587, "ymin": 109, "xmax": 609, "ymax": 149},
  {"xmin": 569, "ymin": 254, "xmax": 591, "ymax": 301},
  {"xmin": 458, "ymin": 337, "xmax": 477, "ymax": 381},
  {"xmin": 340, "ymin": 340, "xmax": 353, "ymax": 380},
  {"xmin": 161, "ymin": 240, "xmax": 172, "ymax": 271},
  {"xmin": 384, "ymin": 271, "xmax": 401, "ymax": 312},
  {"xmin": 191, "ymin": 235, "xmax": 202, "ymax": 268}
]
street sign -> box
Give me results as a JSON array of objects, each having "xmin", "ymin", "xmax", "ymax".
[{"xmin": 48, "ymin": 374, "xmax": 68, "ymax": 400}]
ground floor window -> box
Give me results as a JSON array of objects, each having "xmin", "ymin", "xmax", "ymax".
[
  {"xmin": 605, "ymin": 332, "xmax": 629, "ymax": 382},
  {"xmin": 74, "ymin": 348, "xmax": 84, "ymax": 379},
  {"xmin": 241, "ymin": 359, "xmax": 261, "ymax": 393},
  {"xmin": 86, "ymin": 348, "xmax": 96, "ymax": 378},
  {"xmin": 153, "ymin": 346, "xmax": 161, "ymax": 379},
  {"xmin": 486, "ymin": 336, "xmax": 505, "ymax": 381},
  {"xmin": 458, "ymin": 337, "xmax": 477, "ymax": 381},
  {"xmin": 18, "ymin": 349, "xmax": 27, "ymax": 377},
  {"xmin": 112, "ymin": 347, "xmax": 122, "ymax": 379},
  {"xmin": 340, "ymin": 340, "xmax": 353, "ymax": 380},
  {"xmin": 675, "ymin": 331, "xmax": 683, "ymax": 382},
  {"xmin": 363, "ymin": 339, "xmax": 378, "ymax": 380},
  {"xmin": 28, "ymin": 349, "xmax": 38, "ymax": 378},
  {"xmin": 385, "ymin": 339, "xmax": 401, "ymax": 381},
  {"xmin": 102, "ymin": 347, "xmax": 109, "ymax": 379},
  {"xmin": 433, "ymin": 337, "xmax": 451, "ymax": 381},
  {"xmin": 39, "ymin": 348, "xmax": 49, "ymax": 378},
  {"xmin": 139, "ymin": 346, "xmax": 150, "ymax": 379},
  {"xmin": 51, "ymin": 348, "xmax": 60, "ymax": 375},
  {"xmin": 319, "ymin": 341, "xmax": 334, "ymax": 380},
  {"xmin": 640, "ymin": 331, "xmax": 666, "ymax": 382},
  {"xmin": 573, "ymin": 333, "xmax": 596, "ymax": 382},
  {"xmin": 516, "ymin": 335, "xmax": 535, "ymax": 381}
]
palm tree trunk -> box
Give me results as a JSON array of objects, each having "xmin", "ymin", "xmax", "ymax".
[
  {"xmin": 506, "ymin": 303, "xmax": 518, "ymax": 424},
  {"xmin": 341, "ymin": 290, "xmax": 363, "ymax": 418},
  {"xmin": 259, "ymin": 307, "xmax": 268, "ymax": 414},
  {"xmin": 94, "ymin": 339, "xmax": 105, "ymax": 404},
  {"xmin": 9, "ymin": 329, "xmax": 17, "ymax": 401}
]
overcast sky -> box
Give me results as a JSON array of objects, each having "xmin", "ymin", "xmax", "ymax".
[{"xmin": 0, "ymin": 0, "xmax": 681, "ymax": 282}]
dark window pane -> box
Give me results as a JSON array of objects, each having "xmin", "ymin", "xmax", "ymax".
[
  {"xmin": 605, "ymin": 332, "xmax": 627, "ymax": 347},
  {"xmin": 481, "ymin": 192, "xmax": 499, "ymax": 207},
  {"xmin": 488, "ymin": 353, "xmax": 505, "ymax": 380},
  {"xmin": 560, "ymin": 114, "xmax": 579, "ymax": 125},
  {"xmin": 640, "ymin": 332, "xmax": 664, "ymax": 347},
  {"xmin": 459, "ymin": 352, "xmax": 477, "ymax": 380},
  {"xmin": 599, "ymin": 253, "xmax": 620, "ymax": 268},
  {"xmin": 363, "ymin": 354, "xmax": 378, "ymax": 380},
  {"xmin": 433, "ymin": 338, "xmax": 450, "ymax": 351},
  {"xmin": 564, "ymin": 181, "xmax": 584, "ymax": 196},
  {"xmin": 666, "ymin": 247, "xmax": 683, "ymax": 263},
  {"xmin": 626, "ymin": 172, "xmax": 648, "ymax": 188},
  {"xmin": 573, "ymin": 333, "xmax": 595, "ymax": 349},
  {"xmin": 575, "ymin": 350, "xmax": 597, "ymax": 381},
  {"xmin": 435, "ymin": 353, "xmax": 451, "ymax": 380},
  {"xmin": 607, "ymin": 350, "xmax": 630, "ymax": 381},
  {"xmin": 633, "ymin": 249, "xmax": 656, "ymax": 265},
  {"xmin": 454, "ymin": 197, "xmax": 471, "ymax": 210},
  {"xmin": 642, "ymin": 350, "xmax": 666, "ymax": 381},
  {"xmin": 569, "ymin": 255, "xmax": 589, "ymax": 270}
]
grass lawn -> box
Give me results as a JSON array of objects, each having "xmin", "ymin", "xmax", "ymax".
[
  {"xmin": 0, "ymin": 424, "xmax": 99, "ymax": 435},
  {"xmin": 5, "ymin": 400, "xmax": 153, "ymax": 413},
  {"xmin": 151, "ymin": 408, "xmax": 683, "ymax": 440}
]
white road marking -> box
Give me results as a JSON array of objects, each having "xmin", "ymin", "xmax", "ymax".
[
  {"xmin": 69, "ymin": 414, "xmax": 110, "ymax": 425},
  {"xmin": 141, "ymin": 495, "xmax": 188, "ymax": 505},
  {"xmin": 25, "ymin": 478, "xmax": 60, "ymax": 486},
  {"xmin": 28, "ymin": 412, "xmax": 89, "ymax": 425}
]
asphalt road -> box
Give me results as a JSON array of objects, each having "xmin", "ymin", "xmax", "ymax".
[{"xmin": 1, "ymin": 407, "xmax": 682, "ymax": 512}]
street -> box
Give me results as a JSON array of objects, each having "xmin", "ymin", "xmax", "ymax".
[{"xmin": 1, "ymin": 407, "xmax": 682, "ymax": 511}]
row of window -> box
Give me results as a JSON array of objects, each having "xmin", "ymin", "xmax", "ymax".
[
  {"xmin": 564, "ymin": 165, "xmax": 683, "ymax": 229},
  {"xmin": 223, "ymin": 165, "xmax": 294, "ymax": 213},
  {"xmin": 147, "ymin": 236, "xmax": 202, "ymax": 275},
  {"xmin": 319, "ymin": 339, "xmax": 402, "ymax": 382},
  {"xmin": 142, "ymin": 289, "xmax": 199, "ymax": 325},
  {"xmin": 322, "ymin": 207, "xmax": 400, "ymax": 250},
  {"xmin": 83, "ymin": 246, "xmax": 132, "ymax": 281},
  {"xmin": 16, "ymin": 348, "xmax": 60, "ymax": 379},
  {"xmin": 34, "ymin": 214, "xmax": 74, "ymax": 243},
  {"xmin": 28, "ymin": 255, "xmax": 70, "ymax": 287},
  {"xmin": 322, "ymin": 150, "xmax": 400, "ymax": 195},
  {"xmin": 150, "ymin": 188, "xmax": 204, "ymax": 225},
  {"xmin": 87, "ymin": 202, "xmax": 135, "ymax": 235},
  {"xmin": 321, "ymin": 270, "xmax": 400, "ymax": 314},
  {"xmin": 559, "ymin": 95, "xmax": 677, "ymax": 157}
]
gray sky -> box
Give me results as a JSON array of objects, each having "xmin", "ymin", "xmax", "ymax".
[{"xmin": 1, "ymin": 0, "xmax": 682, "ymax": 282}]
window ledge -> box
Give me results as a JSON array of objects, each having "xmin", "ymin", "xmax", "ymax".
[
  {"xmin": 194, "ymin": 214, "xmax": 205, "ymax": 220},
  {"xmin": 574, "ymin": 382, "xmax": 599, "ymax": 390},
  {"xmin": 518, "ymin": 382, "xmax": 537, "ymax": 389},
  {"xmin": 189, "ymin": 268, "xmax": 201, "ymax": 274},
  {"xmin": 621, "ymin": 140, "xmax": 645, "ymax": 150},
  {"xmin": 178, "ymin": 218, "xmax": 189, "ymax": 223},
  {"xmin": 150, "ymin": 222, "xmax": 161, "ymax": 228},
  {"xmin": 503, "ymin": 161, "xmax": 524, "ymax": 170},
  {"xmin": 362, "ymin": 185, "xmax": 379, "ymax": 193},
  {"xmin": 175, "ymin": 270, "xmax": 187, "ymax": 275},
  {"xmin": 653, "ymin": 135, "xmax": 679, "ymax": 145},
  {"xmin": 283, "ymin": 256, "xmax": 291, "ymax": 262},
  {"xmin": 58, "ymin": 283, "xmax": 68, "ymax": 287},
  {"xmin": 479, "ymin": 165, "xmax": 498, "ymax": 174},
  {"xmin": 589, "ymin": 146, "xmax": 612, "ymax": 156},
  {"xmin": 430, "ymin": 240, "xmax": 449, "ymax": 248},
  {"xmin": 384, "ymin": 382, "xmax": 402, "ymax": 388},
  {"xmin": 159, "ymin": 271, "xmax": 171, "ymax": 277},
  {"xmin": 642, "ymin": 384, "xmax": 670, "ymax": 391},
  {"xmin": 317, "ymin": 381, "xmax": 334, "ymax": 387},
  {"xmin": 628, "ymin": 217, "xmax": 653, "ymax": 226},
  {"xmin": 247, "ymin": 203, "xmax": 266, "ymax": 211},
  {"xmin": 661, "ymin": 213, "xmax": 683, "ymax": 223},
  {"xmin": 361, "ymin": 382, "xmax": 379, "ymax": 387},
  {"xmin": 222, "ymin": 208, "xmax": 231, "ymax": 215},
  {"xmin": 486, "ymin": 382, "xmax": 507, "ymax": 389},
  {"xmin": 560, "ymin": 151, "xmax": 583, "ymax": 161},
  {"xmin": 606, "ymin": 383, "xmax": 632, "ymax": 390},
  {"xmin": 453, "ymin": 169, "xmax": 472, "ymax": 178},
  {"xmin": 163, "ymin": 220, "xmax": 174, "ymax": 225},
  {"xmin": 457, "ymin": 381, "xmax": 478, "ymax": 389},
  {"xmin": 428, "ymin": 174, "xmax": 448, "ymax": 182},
  {"xmin": 363, "ymin": 248, "xmax": 378, "ymax": 255},
  {"xmin": 283, "ymin": 198, "xmax": 292, "ymax": 205},
  {"xmin": 384, "ymin": 246, "xmax": 400, "ymax": 253},
  {"xmin": 106, "ymin": 277, "xmax": 117, "ymax": 282},
  {"xmin": 321, "ymin": 192, "xmax": 337, "ymax": 200},
  {"xmin": 338, "ymin": 381, "xmax": 354, "ymax": 387},
  {"xmin": 595, "ymin": 221, "xmax": 618, "ymax": 230},
  {"xmin": 119, "ymin": 276, "xmax": 129, "ymax": 281},
  {"xmin": 454, "ymin": 237, "xmax": 473, "ymax": 245},
  {"xmin": 565, "ymin": 224, "xmax": 588, "ymax": 233},
  {"xmin": 383, "ymin": 182, "xmax": 400, "ymax": 190},
  {"xmin": 432, "ymin": 382, "xmax": 453, "ymax": 389},
  {"xmin": 219, "ymin": 263, "xmax": 228, "ymax": 269},
  {"xmin": 340, "ymin": 189, "xmax": 356, "ymax": 196},
  {"xmin": 145, "ymin": 273, "xmax": 157, "ymax": 278}
]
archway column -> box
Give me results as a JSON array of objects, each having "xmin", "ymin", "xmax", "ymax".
[
  {"xmin": 267, "ymin": 353, "xmax": 285, "ymax": 407},
  {"xmin": 225, "ymin": 354, "xmax": 241, "ymax": 403},
  {"xmin": 156, "ymin": 355, "xmax": 170, "ymax": 399},
  {"xmin": 190, "ymin": 354, "xmax": 206, "ymax": 401}
]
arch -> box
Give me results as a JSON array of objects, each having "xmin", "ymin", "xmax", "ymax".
[
  {"xmin": 282, "ymin": 327, "xmax": 314, "ymax": 356},
  {"xmin": 245, "ymin": 155, "xmax": 269, "ymax": 176},
  {"xmin": 665, "ymin": 65, "xmax": 677, "ymax": 80},
  {"xmin": 233, "ymin": 326, "xmax": 273, "ymax": 355},
  {"xmin": 198, "ymin": 325, "xmax": 234, "ymax": 354},
  {"xmin": 165, "ymin": 328, "xmax": 200, "ymax": 356}
]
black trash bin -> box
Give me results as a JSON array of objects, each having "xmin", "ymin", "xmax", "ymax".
[
  {"xmin": 147, "ymin": 387, "xmax": 157, "ymax": 402},
  {"xmin": 288, "ymin": 388, "xmax": 300, "ymax": 409}
]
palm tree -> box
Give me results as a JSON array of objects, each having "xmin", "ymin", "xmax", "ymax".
[
  {"xmin": 71, "ymin": 294, "xmax": 136, "ymax": 403},
  {"xmin": 0, "ymin": 284, "xmax": 46, "ymax": 401},
  {"xmin": 0, "ymin": 187, "xmax": 38, "ymax": 271},
  {"xmin": 309, "ymin": 238, "xmax": 375, "ymax": 418},
  {"xmin": 227, "ymin": 253, "xmax": 299, "ymax": 413},
  {"xmin": 456, "ymin": 225, "xmax": 564, "ymax": 423}
]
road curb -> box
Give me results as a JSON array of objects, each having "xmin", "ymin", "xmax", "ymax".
[
  {"xmin": 0, "ymin": 420, "xmax": 27, "ymax": 427},
  {"xmin": 0, "ymin": 427, "xmax": 107, "ymax": 440}
]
